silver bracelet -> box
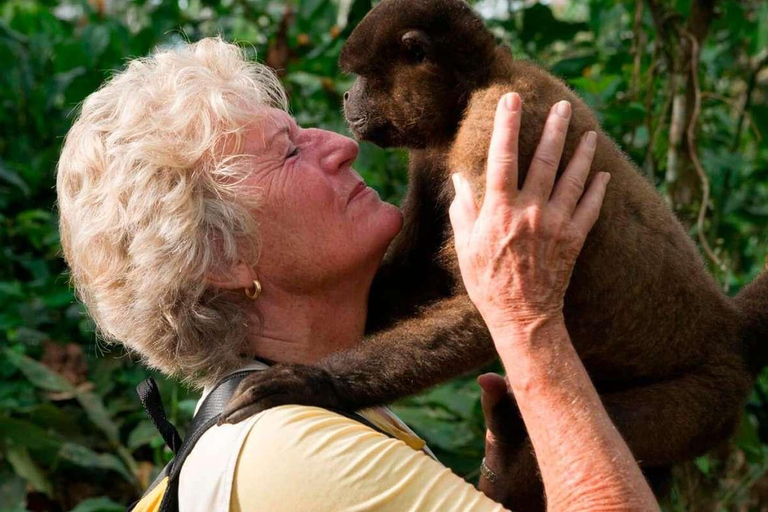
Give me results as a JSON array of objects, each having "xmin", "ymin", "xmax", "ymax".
[{"xmin": 480, "ymin": 457, "xmax": 499, "ymax": 483}]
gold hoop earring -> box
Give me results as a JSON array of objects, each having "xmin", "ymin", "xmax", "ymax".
[{"xmin": 245, "ymin": 279, "xmax": 262, "ymax": 300}]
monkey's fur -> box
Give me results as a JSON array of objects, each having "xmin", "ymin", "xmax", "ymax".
[{"xmin": 226, "ymin": 1, "xmax": 768, "ymax": 508}]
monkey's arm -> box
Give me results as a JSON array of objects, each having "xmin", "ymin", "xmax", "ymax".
[
  {"xmin": 220, "ymin": 294, "xmax": 496, "ymax": 423},
  {"xmin": 366, "ymin": 154, "xmax": 454, "ymax": 334}
]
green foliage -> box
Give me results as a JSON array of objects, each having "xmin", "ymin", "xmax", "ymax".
[{"xmin": 0, "ymin": 0, "xmax": 766, "ymax": 510}]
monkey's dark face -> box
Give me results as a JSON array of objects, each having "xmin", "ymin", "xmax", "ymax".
[
  {"xmin": 342, "ymin": 31, "xmax": 461, "ymax": 149},
  {"xmin": 339, "ymin": 0, "xmax": 498, "ymax": 149}
]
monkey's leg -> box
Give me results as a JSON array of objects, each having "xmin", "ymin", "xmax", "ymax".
[
  {"xmin": 482, "ymin": 439, "xmax": 545, "ymax": 512},
  {"xmin": 479, "ymin": 357, "xmax": 750, "ymax": 512},
  {"xmin": 221, "ymin": 294, "xmax": 497, "ymax": 422},
  {"xmin": 596, "ymin": 353, "xmax": 751, "ymax": 467},
  {"xmin": 488, "ymin": 446, "xmax": 672, "ymax": 512}
]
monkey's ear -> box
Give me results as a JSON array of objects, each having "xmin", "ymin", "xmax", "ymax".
[{"xmin": 401, "ymin": 30, "xmax": 433, "ymax": 63}]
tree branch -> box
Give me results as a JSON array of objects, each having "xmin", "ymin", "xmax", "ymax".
[{"xmin": 683, "ymin": 30, "xmax": 722, "ymax": 269}]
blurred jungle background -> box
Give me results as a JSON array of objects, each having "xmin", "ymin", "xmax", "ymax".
[{"xmin": 1, "ymin": 0, "xmax": 767, "ymax": 510}]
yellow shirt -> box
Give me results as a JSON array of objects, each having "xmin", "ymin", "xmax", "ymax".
[{"xmin": 232, "ymin": 405, "xmax": 509, "ymax": 512}]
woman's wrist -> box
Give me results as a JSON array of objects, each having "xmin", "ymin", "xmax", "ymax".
[{"xmin": 486, "ymin": 312, "xmax": 566, "ymax": 352}]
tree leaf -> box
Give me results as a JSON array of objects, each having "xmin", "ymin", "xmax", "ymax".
[
  {"xmin": 58, "ymin": 443, "xmax": 133, "ymax": 483},
  {"xmin": 3, "ymin": 349, "xmax": 75, "ymax": 393},
  {"xmin": 0, "ymin": 415, "xmax": 62, "ymax": 455},
  {"xmin": 68, "ymin": 496, "xmax": 124, "ymax": 512},
  {"xmin": 76, "ymin": 391, "xmax": 120, "ymax": 444},
  {"xmin": 0, "ymin": 469, "xmax": 27, "ymax": 512},
  {"xmin": 0, "ymin": 158, "xmax": 30, "ymax": 196},
  {"xmin": 694, "ymin": 455, "xmax": 712, "ymax": 476},
  {"xmin": 5, "ymin": 444, "xmax": 54, "ymax": 497},
  {"xmin": 127, "ymin": 420, "xmax": 161, "ymax": 450}
]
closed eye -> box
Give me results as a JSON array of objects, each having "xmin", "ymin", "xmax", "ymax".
[{"xmin": 287, "ymin": 146, "xmax": 299, "ymax": 159}]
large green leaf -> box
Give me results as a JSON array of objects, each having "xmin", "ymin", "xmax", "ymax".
[
  {"xmin": 3, "ymin": 349, "xmax": 75, "ymax": 393},
  {"xmin": 0, "ymin": 415, "xmax": 62, "ymax": 455},
  {"xmin": 58, "ymin": 443, "xmax": 134, "ymax": 483},
  {"xmin": 127, "ymin": 420, "xmax": 162, "ymax": 450},
  {"xmin": 5, "ymin": 444, "xmax": 53, "ymax": 497},
  {"xmin": 76, "ymin": 391, "xmax": 120, "ymax": 444}
]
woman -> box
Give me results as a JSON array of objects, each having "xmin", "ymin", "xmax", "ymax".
[{"xmin": 57, "ymin": 37, "xmax": 657, "ymax": 511}]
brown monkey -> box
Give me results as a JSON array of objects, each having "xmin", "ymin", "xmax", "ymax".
[{"xmin": 223, "ymin": 0, "xmax": 768, "ymax": 508}]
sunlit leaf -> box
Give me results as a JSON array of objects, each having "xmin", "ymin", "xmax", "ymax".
[{"xmin": 694, "ymin": 455, "xmax": 712, "ymax": 476}]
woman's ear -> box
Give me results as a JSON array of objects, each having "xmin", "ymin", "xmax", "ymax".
[{"xmin": 207, "ymin": 260, "xmax": 255, "ymax": 290}]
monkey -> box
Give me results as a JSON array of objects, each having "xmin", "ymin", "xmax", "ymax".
[{"xmin": 222, "ymin": 1, "xmax": 768, "ymax": 509}]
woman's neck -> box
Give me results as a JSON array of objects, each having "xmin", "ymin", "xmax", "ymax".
[{"xmin": 244, "ymin": 278, "xmax": 369, "ymax": 365}]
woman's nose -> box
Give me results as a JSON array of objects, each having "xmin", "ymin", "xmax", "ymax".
[{"xmin": 317, "ymin": 131, "xmax": 359, "ymax": 174}]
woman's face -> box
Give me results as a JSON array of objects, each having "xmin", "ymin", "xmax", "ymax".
[{"xmin": 242, "ymin": 109, "xmax": 403, "ymax": 292}]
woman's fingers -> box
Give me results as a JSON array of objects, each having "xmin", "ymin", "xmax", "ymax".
[
  {"xmin": 484, "ymin": 93, "xmax": 522, "ymax": 207},
  {"xmin": 572, "ymin": 172, "xmax": 611, "ymax": 237},
  {"xmin": 522, "ymin": 100, "xmax": 571, "ymax": 201},
  {"xmin": 550, "ymin": 131, "xmax": 597, "ymax": 214}
]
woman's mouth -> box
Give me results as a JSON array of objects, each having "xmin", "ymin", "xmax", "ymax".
[{"xmin": 348, "ymin": 181, "xmax": 369, "ymax": 203}]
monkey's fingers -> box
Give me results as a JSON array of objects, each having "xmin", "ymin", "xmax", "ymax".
[
  {"xmin": 484, "ymin": 92, "xmax": 521, "ymax": 208},
  {"xmin": 219, "ymin": 364, "xmax": 343, "ymax": 425},
  {"xmin": 219, "ymin": 376, "xmax": 283, "ymax": 424},
  {"xmin": 220, "ymin": 403, "xmax": 262, "ymax": 425},
  {"xmin": 220, "ymin": 394, "xmax": 302, "ymax": 425},
  {"xmin": 550, "ymin": 131, "xmax": 597, "ymax": 215},
  {"xmin": 522, "ymin": 100, "xmax": 571, "ymax": 202},
  {"xmin": 478, "ymin": 373, "xmax": 521, "ymax": 445},
  {"xmin": 478, "ymin": 373, "xmax": 507, "ymax": 412}
]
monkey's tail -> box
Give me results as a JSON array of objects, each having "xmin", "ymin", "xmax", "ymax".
[{"xmin": 736, "ymin": 269, "xmax": 768, "ymax": 375}]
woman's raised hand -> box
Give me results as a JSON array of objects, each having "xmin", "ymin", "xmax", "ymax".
[{"xmin": 449, "ymin": 93, "xmax": 610, "ymax": 338}]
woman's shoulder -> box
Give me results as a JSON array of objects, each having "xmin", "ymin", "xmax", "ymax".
[
  {"xmin": 244, "ymin": 403, "xmax": 377, "ymax": 436},
  {"xmin": 232, "ymin": 405, "xmax": 507, "ymax": 512},
  {"xmin": 235, "ymin": 404, "xmax": 403, "ymax": 468}
]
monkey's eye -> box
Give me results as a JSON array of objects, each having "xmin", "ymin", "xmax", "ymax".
[
  {"xmin": 286, "ymin": 146, "xmax": 299, "ymax": 160},
  {"xmin": 401, "ymin": 30, "xmax": 431, "ymax": 64},
  {"xmin": 409, "ymin": 46, "xmax": 426, "ymax": 63}
]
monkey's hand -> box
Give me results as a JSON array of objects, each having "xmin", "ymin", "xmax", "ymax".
[{"xmin": 218, "ymin": 364, "xmax": 345, "ymax": 425}]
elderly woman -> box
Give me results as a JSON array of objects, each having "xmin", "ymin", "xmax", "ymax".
[{"xmin": 57, "ymin": 38, "xmax": 657, "ymax": 511}]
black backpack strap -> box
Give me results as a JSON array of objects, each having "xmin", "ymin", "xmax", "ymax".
[
  {"xmin": 131, "ymin": 367, "xmax": 394, "ymax": 512},
  {"xmin": 137, "ymin": 378, "xmax": 183, "ymax": 455},
  {"xmin": 157, "ymin": 370, "xmax": 256, "ymax": 512}
]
